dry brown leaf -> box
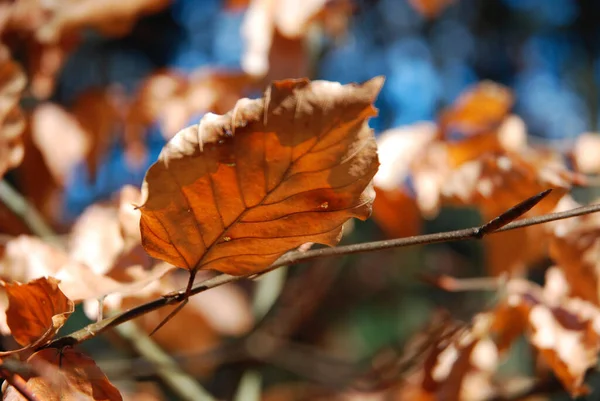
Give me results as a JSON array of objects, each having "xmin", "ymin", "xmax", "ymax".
[
  {"xmin": 440, "ymin": 153, "xmax": 574, "ymax": 216},
  {"xmin": 36, "ymin": 0, "xmax": 170, "ymax": 43},
  {"xmin": 126, "ymin": 69, "xmax": 255, "ymax": 144},
  {"xmin": 548, "ymin": 196, "xmax": 600, "ymax": 305},
  {"xmin": 572, "ymin": 132, "xmax": 600, "ymax": 174},
  {"xmin": 226, "ymin": 0, "xmax": 251, "ymax": 9},
  {"xmin": 372, "ymin": 187, "xmax": 421, "ymax": 239},
  {"xmin": 0, "ymin": 45, "xmax": 26, "ymax": 179},
  {"xmin": 0, "ymin": 235, "xmax": 172, "ymax": 308},
  {"xmin": 1, "ymin": 0, "xmax": 168, "ymax": 99},
  {"xmin": 3, "ymin": 347, "xmax": 122, "ymax": 401},
  {"xmin": 438, "ymin": 152, "xmax": 577, "ymax": 276},
  {"xmin": 11, "ymin": 122, "xmax": 63, "ymax": 223},
  {"xmin": 139, "ymin": 77, "xmax": 382, "ymax": 275},
  {"xmin": 241, "ymin": 0, "xmax": 352, "ymax": 78},
  {"xmin": 186, "ymin": 69, "xmax": 257, "ymax": 117},
  {"xmin": 69, "ymin": 186, "xmax": 150, "ymax": 277},
  {"xmin": 71, "ymin": 87, "xmax": 128, "ymax": 176},
  {"xmin": 491, "ymin": 269, "xmax": 600, "ymax": 397},
  {"xmin": 3, "ymin": 277, "xmax": 74, "ymax": 350},
  {"xmin": 26, "ymin": 34, "xmax": 80, "ymax": 99},
  {"xmin": 31, "ymin": 103, "xmax": 90, "ymax": 184},
  {"xmin": 438, "ymin": 81, "xmax": 514, "ymax": 139},
  {"xmin": 394, "ymin": 314, "xmax": 498, "ymax": 401},
  {"xmin": 372, "ymin": 123, "xmax": 437, "ymax": 237}
]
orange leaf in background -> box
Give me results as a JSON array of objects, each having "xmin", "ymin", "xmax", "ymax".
[
  {"xmin": 0, "ymin": 235, "xmax": 172, "ymax": 312},
  {"xmin": 394, "ymin": 314, "xmax": 498, "ymax": 401},
  {"xmin": 372, "ymin": 187, "xmax": 421, "ymax": 239},
  {"xmin": 241, "ymin": 0, "xmax": 352, "ymax": 79},
  {"xmin": 408, "ymin": 0, "xmax": 455, "ymax": 19},
  {"xmin": 26, "ymin": 34, "xmax": 80, "ymax": 99},
  {"xmin": 225, "ymin": 0, "xmax": 251, "ymax": 9},
  {"xmin": 31, "ymin": 103, "xmax": 90, "ymax": 185},
  {"xmin": 139, "ymin": 77, "xmax": 382, "ymax": 275},
  {"xmin": 372, "ymin": 123, "xmax": 437, "ymax": 237},
  {"xmin": 571, "ymin": 132, "xmax": 600, "ymax": 175},
  {"xmin": 3, "ymin": 277, "xmax": 74, "ymax": 349},
  {"xmin": 1, "ymin": 0, "xmax": 169, "ymax": 99},
  {"xmin": 71, "ymin": 87, "xmax": 127, "ymax": 177},
  {"xmin": 126, "ymin": 70, "xmax": 188, "ymax": 142},
  {"xmin": 69, "ymin": 185, "xmax": 150, "ymax": 277},
  {"xmin": 36, "ymin": 0, "xmax": 171, "ymax": 43},
  {"xmin": 438, "ymin": 81, "xmax": 514, "ymax": 139},
  {"xmin": 439, "ymin": 152, "xmax": 578, "ymax": 276},
  {"xmin": 0, "ymin": 45, "xmax": 26, "ymax": 179},
  {"xmin": 440, "ymin": 153, "xmax": 575, "ymax": 216},
  {"xmin": 126, "ymin": 69, "xmax": 255, "ymax": 146},
  {"xmin": 492, "ymin": 269, "xmax": 600, "ymax": 397},
  {"xmin": 548, "ymin": 196, "xmax": 600, "ymax": 305},
  {"xmin": 186, "ymin": 69, "xmax": 257, "ymax": 117},
  {"xmin": 3, "ymin": 347, "xmax": 122, "ymax": 401}
]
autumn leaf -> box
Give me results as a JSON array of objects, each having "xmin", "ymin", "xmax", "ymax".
[
  {"xmin": 491, "ymin": 268, "xmax": 600, "ymax": 397},
  {"xmin": 571, "ymin": 132, "xmax": 600, "ymax": 174},
  {"xmin": 31, "ymin": 103, "xmax": 90, "ymax": 185},
  {"xmin": 69, "ymin": 186, "xmax": 150, "ymax": 276},
  {"xmin": 0, "ymin": 235, "xmax": 172, "ymax": 309},
  {"xmin": 241, "ymin": 0, "xmax": 352, "ymax": 80},
  {"xmin": 26, "ymin": 34, "xmax": 80, "ymax": 99},
  {"xmin": 3, "ymin": 347, "xmax": 122, "ymax": 401},
  {"xmin": 438, "ymin": 81, "xmax": 514, "ymax": 139},
  {"xmin": 395, "ymin": 315, "xmax": 499, "ymax": 401},
  {"xmin": 2, "ymin": 277, "xmax": 74, "ymax": 350},
  {"xmin": 0, "ymin": 45, "xmax": 26, "ymax": 179},
  {"xmin": 36, "ymin": 0, "xmax": 171, "ymax": 42},
  {"xmin": 408, "ymin": 0, "xmax": 455, "ymax": 19},
  {"xmin": 548, "ymin": 195, "xmax": 600, "ymax": 304},
  {"xmin": 70, "ymin": 88, "xmax": 125, "ymax": 178},
  {"xmin": 372, "ymin": 123, "xmax": 437, "ymax": 238},
  {"xmin": 126, "ymin": 69, "xmax": 256, "ymax": 144},
  {"xmin": 139, "ymin": 77, "xmax": 382, "ymax": 275}
]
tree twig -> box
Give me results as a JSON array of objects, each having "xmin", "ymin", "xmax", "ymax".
[
  {"xmin": 47, "ymin": 197, "xmax": 600, "ymax": 349},
  {"xmin": 0, "ymin": 368, "xmax": 40, "ymax": 401}
]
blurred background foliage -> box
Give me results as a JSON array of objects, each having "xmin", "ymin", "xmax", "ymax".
[{"xmin": 3, "ymin": 0, "xmax": 600, "ymax": 400}]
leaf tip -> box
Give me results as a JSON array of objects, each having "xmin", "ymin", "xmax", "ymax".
[{"xmin": 364, "ymin": 75, "xmax": 386, "ymax": 94}]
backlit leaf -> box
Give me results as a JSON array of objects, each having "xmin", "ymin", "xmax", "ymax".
[
  {"xmin": 3, "ymin": 347, "xmax": 122, "ymax": 401},
  {"xmin": 139, "ymin": 77, "xmax": 383, "ymax": 275},
  {"xmin": 0, "ymin": 45, "xmax": 26, "ymax": 179},
  {"xmin": 491, "ymin": 269, "xmax": 600, "ymax": 397},
  {"xmin": 3, "ymin": 277, "xmax": 74, "ymax": 349}
]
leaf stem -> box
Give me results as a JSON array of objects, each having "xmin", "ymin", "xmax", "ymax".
[{"xmin": 48, "ymin": 198, "xmax": 600, "ymax": 348}]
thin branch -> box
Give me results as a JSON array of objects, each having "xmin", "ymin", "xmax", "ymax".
[
  {"xmin": 0, "ymin": 368, "xmax": 40, "ymax": 401},
  {"xmin": 419, "ymin": 274, "xmax": 506, "ymax": 292},
  {"xmin": 47, "ymin": 198, "xmax": 600, "ymax": 349}
]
